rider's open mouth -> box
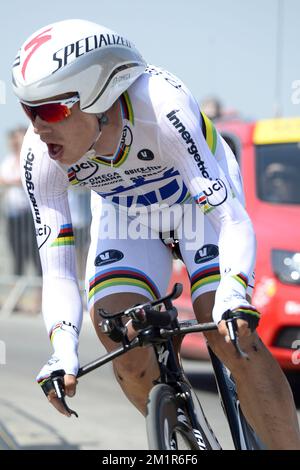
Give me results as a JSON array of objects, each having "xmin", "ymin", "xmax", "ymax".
[{"xmin": 47, "ymin": 143, "xmax": 64, "ymax": 160}]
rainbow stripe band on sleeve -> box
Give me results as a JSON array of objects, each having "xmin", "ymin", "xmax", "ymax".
[
  {"xmin": 232, "ymin": 272, "xmax": 248, "ymax": 290},
  {"xmin": 49, "ymin": 322, "xmax": 63, "ymax": 343},
  {"xmin": 200, "ymin": 111, "xmax": 218, "ymax": 155},
  {"xmin": 88, "ymin": 267, "xmax": 160, "ymax": 302},
  {"xmin": 232, "ymin": 306, "xmax": 260, "ymax": 320},
  {"xmin": 37, "ymin": 375, "xmax": 51, "ymax": 387},
  {"xmin": 190, "ymin": 264, "xmax": 221, "ymax": 296},
  {"xmin": 193, "ymin": 191, "xmax": 215, "ymax": 214},
  {"xmin": 51, "ymin": 224, "xmax": 75, "ymax": 247}
]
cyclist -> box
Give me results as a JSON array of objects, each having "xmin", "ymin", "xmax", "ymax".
[{"xmin": 12, "ymin": 19, "xmax": 300, "ymax": 449}]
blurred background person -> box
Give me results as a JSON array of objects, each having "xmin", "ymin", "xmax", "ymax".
[
  {"xmin": 200, "ymin": 96, "xmax": 242, "ymax": 123},
  {"xmin": 0, "ymin": 126, "xmax": 41, "ymax": 276},
  {"xmin": 262, "ymin": 162, "xmax": 300, "ymax": 204},
  {"xmin": 200, "ymin": 96, "xmax": 224, "ymax": 121}
]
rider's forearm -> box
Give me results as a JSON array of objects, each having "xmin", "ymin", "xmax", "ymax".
[
  {"xmin": 42, "ymin": 276, "xmax": 83, "ymax": 374},
  {"xmin": 212, "ymin": 216, "xmax": 257, "ymax": 323}
]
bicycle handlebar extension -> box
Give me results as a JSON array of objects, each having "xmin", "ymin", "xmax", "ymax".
[
  {"xmin": 132, "ymin": 306, "xmax": 178, "ymax": 329},
  {"xmin": 50, "ymin": 283, "xmax": 249, "ymax": 417}
]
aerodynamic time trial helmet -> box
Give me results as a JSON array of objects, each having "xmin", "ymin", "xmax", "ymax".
[{"xmin": 12, "ymin": 19, "xmax": 147, "ymax": 113}]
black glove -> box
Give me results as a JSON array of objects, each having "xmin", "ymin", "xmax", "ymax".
[{"xmin": 222, "ymin": 306, "xmax": 260, "ymax": 332}]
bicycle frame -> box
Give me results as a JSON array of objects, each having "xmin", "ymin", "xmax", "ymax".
[
  {"xmin": 148, "ymin": 330, "xmax": 222, "ymax": 450},
  {"xmin": 77, "ymin": 315, "xmax": 217, "ymax": 378},
  {"xmin": 50, "ymin": 283, "xmax": 263, "ymax": 449},
  {"xmin": 208, "ymin": 347, "xmax": 265, "ymax": 450}
]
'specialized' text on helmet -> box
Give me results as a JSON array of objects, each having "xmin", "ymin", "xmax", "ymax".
[{"xmin": 12, "ymin": 19, "xmax": 147, "ymax": 113}]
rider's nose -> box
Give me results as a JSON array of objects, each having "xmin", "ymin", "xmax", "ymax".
[{"xmin": 33, "ymin": 116, "xmax": 52, "ymax": 135}]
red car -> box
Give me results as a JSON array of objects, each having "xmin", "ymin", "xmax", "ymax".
[{"xmin": 173, "ymin": 117, "xmax": 300, "ymax": 371}]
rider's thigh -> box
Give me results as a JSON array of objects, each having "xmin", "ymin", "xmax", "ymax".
[
  {"xmin": 90, "ymin": 292, "xmax": 149, "ymax": 352},
  {"xmin": 90, "ymin": 292, "xmax": 160, "ymax": 378}
]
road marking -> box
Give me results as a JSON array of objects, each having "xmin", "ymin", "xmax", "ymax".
[{"xmin": 0, "ymin": 422, "xmax": 18, "ymax": 450}]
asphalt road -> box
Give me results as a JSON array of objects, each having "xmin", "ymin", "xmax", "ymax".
[{"xmin": 0, "ymin": 314, "xmax": 299, "ymax": 450}]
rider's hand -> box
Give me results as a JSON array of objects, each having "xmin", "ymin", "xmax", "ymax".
[
  {"xmin": 47, "ymin": 374, "xmax": 78, "ymax": 417},
  {"xmin": 218, "ymin": 305, "xmax": 260, "ymax": 343},
  {"xmin": 37, "ymin": 354, "xmax": 79, "ymax": 417},
  {"xmin": 218, "ymin": 317, "xmax": 252, "ymax": 343}
]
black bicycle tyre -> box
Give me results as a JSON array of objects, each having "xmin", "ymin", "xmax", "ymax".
[{"xmin": 146, "ymin": 384, "xmax": 203, "ymax": 450}]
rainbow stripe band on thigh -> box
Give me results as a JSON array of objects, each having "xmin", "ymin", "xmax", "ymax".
[
  {"xmin": 88, "ymin": 267, "xmax": 161, "ymax": 303},
  {"xmin": 190, "ymin": 263, "xmax": 221, "ymax": 296}
]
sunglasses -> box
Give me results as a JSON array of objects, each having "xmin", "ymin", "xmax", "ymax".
[{"xmin": 20, "ymin": 95, "xmax": 80, "ymax": 123}]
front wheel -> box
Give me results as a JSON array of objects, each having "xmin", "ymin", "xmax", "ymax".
[{"xmin": 146, "ymin": 384, "xmax": 204, "ymax": 450}]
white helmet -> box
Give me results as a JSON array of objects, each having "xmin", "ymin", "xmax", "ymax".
[{"xmin": 12, "ymin": 19, "xmax": 147, "ymax": 113}]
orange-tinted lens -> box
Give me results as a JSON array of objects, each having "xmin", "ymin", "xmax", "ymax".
[{"xmin": 21, "ymin": 102, "xmax": 71, "ymax": 123}]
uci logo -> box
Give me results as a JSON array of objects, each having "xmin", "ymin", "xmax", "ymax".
[
  {"xmin": 36, "ymin": 224, "xmax": 51, "ymax": 250},
  {"xmin": 203, "ymin": 179, "xmax": 228, "ymax": 206},
  {"xmin": 70, "ymin": 161, "xmax": 99, "ymax": 181},
  {"xmin": 120, "ymin": 125, "xmax": 133, "ymax": 148}
]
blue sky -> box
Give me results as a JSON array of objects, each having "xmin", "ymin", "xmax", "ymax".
[{"xmin": 0, "ymin": 0, "xmax": 299, "ymax": 155}]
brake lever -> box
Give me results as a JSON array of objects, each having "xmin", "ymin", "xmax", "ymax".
[
  {"xmin": 51, "ymin": 371, "xmax": 79, "ymax": 418},
  {"xmin": 226, "ymin": 318, "xmax": 249, "ymax": 360}
]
